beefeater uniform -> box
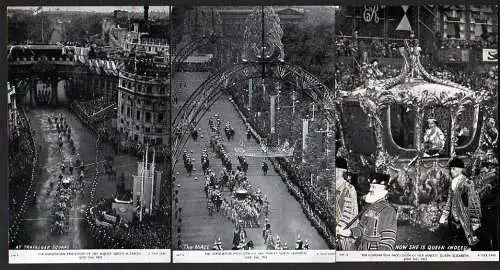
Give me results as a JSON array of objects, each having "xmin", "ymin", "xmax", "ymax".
[{"xmin": 348, "ymin": 173, "xmax": 397, "ymax": 251}]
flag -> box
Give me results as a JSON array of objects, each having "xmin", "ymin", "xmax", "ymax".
[
  {"xmin": 396, "ymin": 5, "xmax": 412, "ymax": 31},
  {"xmin": 270, "ymin": 95, "xmax": 276, "ymax": 134},
  {"xmin": 33, "ymin": 6, "xmax": 42, "ymax": 16},
  {"xmin": 302, "ymin": 118, "xmax": 309, "ymax": 162}
]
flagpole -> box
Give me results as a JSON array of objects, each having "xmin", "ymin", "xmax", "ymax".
[
  {"xmin": 417, "ymin": 5, "xmax": 421, "ymax": 40},
  {"xmin": 41, "ymin": 8, "xmax": 44, "ymax": 44}
]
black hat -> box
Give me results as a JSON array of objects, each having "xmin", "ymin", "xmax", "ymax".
[
  {"xmin": 369, "ymin": 172, "xmax": 390, "ymax": 186},
  {"xmin": 448, "ymin": 157, "xmax": 465, "ymax": 168},
  {"xmin": 336, "ymin": 157, "xmax": 348, "ymax": 170}
]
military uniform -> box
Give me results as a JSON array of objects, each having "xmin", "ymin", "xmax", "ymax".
[
  {"xmin": 349, "ymin": 199, "xmax": 397, "ymax": 251},
  {"xmin": 336, "ymin": 181, "xmax": 358, "ymax": 250},
  {"xmin": 441, "ymin": 174, "xmax": 481, "ymax": 246},
  {"xmin": 335, "ymin": 157, "xmax": 359, "ymax": 250}
]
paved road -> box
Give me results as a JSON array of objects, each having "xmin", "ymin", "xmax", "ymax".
[
  {"xmin": 23, "ymin": 108, "xmax": 97, "ymax": 249},
  {"xmin": 21, "ymin": 107, "xmax": 140, "ymax": 249},
  {"xmin": 172, "ymin": 72, "xmax": 328, "ymax": 250}
]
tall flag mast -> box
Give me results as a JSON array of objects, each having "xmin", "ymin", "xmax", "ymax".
[
  {"xmin": 33, "ymin": 7, "xmax": 44, "ymax": 43},
  {"xmin": 150, "ymin": 148, "xmax": 156, "ymax": 213}
]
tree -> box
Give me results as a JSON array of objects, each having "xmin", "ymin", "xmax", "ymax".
[{"xmin": 282, "ymin": 23, "xmax": 335, "ymax": 87}]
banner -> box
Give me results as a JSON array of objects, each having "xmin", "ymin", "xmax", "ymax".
[
  {"xmin": 460, "ymin": 49, "xmax": 469, "ymax": 62},
  {"xmin": 396, "ymin": 6, "xmax": 412, "ymax": 32},
  {"xmin": 270, "ymin": 95, "xmax": 276, "ymax": 134},
  {"xmin": 482, "ymin": 49, "xmax": 498, "ymax": 62},
  {"xmin": 248, "ymin": 78, "xmax": 253, "ymax": 109},
  {"xmin": 302, "ymin": 118, "xmax": 309, "ymax": 156}
]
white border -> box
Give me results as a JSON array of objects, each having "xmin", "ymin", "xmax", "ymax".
[
  {"xmin": 336, "ymin": 251, "xmax": 499, "ymax": 262},
  {"xmin": 173, "ymin": 250, "xmax": 335, "ymax": 263},
  {"xmin": 9, "ymin": 249, "xmax": 171, "ymax": 264}
]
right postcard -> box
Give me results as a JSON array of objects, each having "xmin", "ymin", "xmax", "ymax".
[{"xmin": 333, "ymin": 4, "xmax": 499, "ymax": 262}]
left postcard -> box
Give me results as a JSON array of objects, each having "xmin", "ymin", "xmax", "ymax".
[{"xmin": 7, "ymin": 6, "xmax": 172, "ymax": 264}]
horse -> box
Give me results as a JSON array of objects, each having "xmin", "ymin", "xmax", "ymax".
[{"xmin": 262, "ymin": 162, "xmax": 268, "ymax": 175}]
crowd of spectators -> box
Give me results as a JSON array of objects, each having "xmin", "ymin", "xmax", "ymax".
[
  {"xmin": 85, "ymin": 198, "xmax": 171, "ymax": 249},
  {"xmin": 336, "ymin": 34, "xmax": 498, "ymax": 60},
  {"xmin": 427, "ymin": 64, "xmax": 498, "ymax": 92},
  {"xmin": 336, "ymin": 37, "xmax": 404, "ymax": 58},
  {"xmin": 440, "ymin": 34, "xmax": 498, "ymax": 49},
  {"xmin": 335, "ymin": 58, "xmax": 498, "ymax": 93},
  {"xmin": 8, "ymin": 107, "xmax": 39, "ymax": 248}
]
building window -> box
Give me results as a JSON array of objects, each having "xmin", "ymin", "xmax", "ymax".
[
  {"xmin": 156, "ymin": 138, "xmax": 163, "ymax": 145},
  {"xmin": 134, "ymin": 134, "xmax": 139, "ymax": 141},
  {"xmin": 144, "ymin": 136, "xmax": 149, "ymax": 143},
  {"xmin": 120, "ymin": 118, "xmax": 124, "ymax": 124},
  {"xmin": 136, "ymin": 125, "xmax": 140, "ymax": 131},
  {"xmin": 127, "ymin": 107, "xmax": 130, "ymax": 117},
  {"xmin": 147, "ymin": 86, "xmax": 152, "ymax": 94},
  {"xmin": 156, "ymin": 128, "xmax": 163, "ymax": 133},
  {"xmin": 145, "ymin": 112, "xmax": 151, "ymax": 122},
  {"xmin": 121, "ymin": 104, "xmax": 124, "ymax": 114},
  {"xmin": 158, "ymin": 113, "xmax": 163, "ymax": 122},
  {"xmin": 145, "ymin": 127, "xmax": 151, "ymax": 133},
  {"xmin": 136, "ymin": 110, "xmax": 140, "ymax": 120}
]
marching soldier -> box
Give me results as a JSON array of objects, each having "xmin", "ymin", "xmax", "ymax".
[
  {"xmin": 335, "ymin": 157, "xmax": 358, "ymax": 251},
  {"xmin": 232, "ymin": 220, "xmax": 247, "ymax": 248},
  {"xmin": 262, "ymin": 218, "xmax": 271, "ymax": 243},
  {"xmin": 439, "ymin": 157, "xmax": 481, "ymax": 248},
  {"xmin": 295, "ymin": 234, "xmax": 304, "ymax": 250},
  {"xmin": 303, "ymin": 239, "xmax": 310, "ymax": 250},
  {"xmin": 212, "ymin": 238, "xmax": 223, "ymax": 250},
  {"xmin": 337, "ymin": 172, "xmax": 397, "ymax": 251},
  {"xmin": 275, "ymin": 235, "xmax": 282, "ymax": 250}
]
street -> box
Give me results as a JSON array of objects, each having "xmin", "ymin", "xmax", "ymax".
[{"xmin": 23, "ymin": 108, "xmax": 96, "ymax": 249}]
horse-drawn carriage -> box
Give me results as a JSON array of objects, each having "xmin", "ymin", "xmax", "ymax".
[{"xmin": 339, "ymin": 39, "xmax": 498, "ymax": 231}]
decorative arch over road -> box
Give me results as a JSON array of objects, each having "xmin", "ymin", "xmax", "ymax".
[{"xmin": 172, "ymin": 60, "xmax": 341, "ymax": 163}]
